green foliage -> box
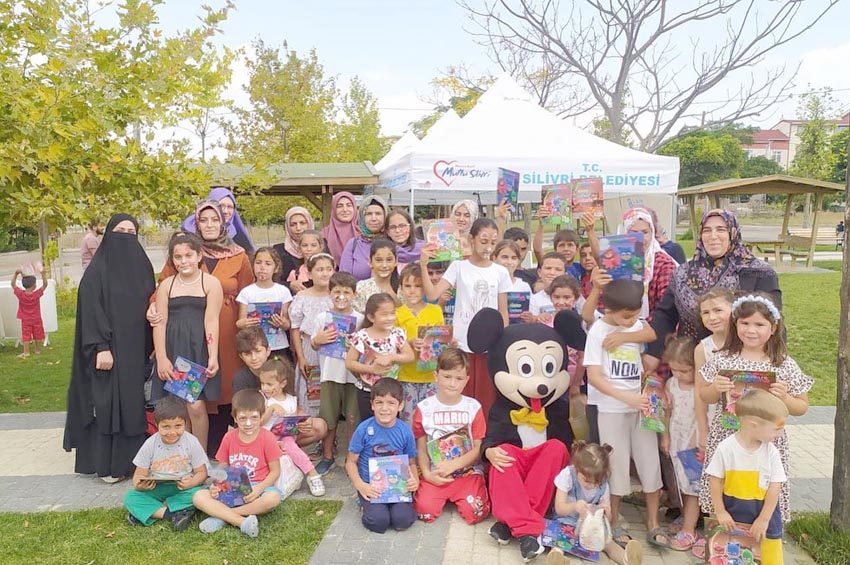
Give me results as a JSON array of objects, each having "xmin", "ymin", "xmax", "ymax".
[
  {"xmin": 788, "ymin": 512, "xmax": 850, "ymax": 565},
  {"xmin": 657, "ymin": 130, "xmax": 745, "ymax": 188},
  {"xmin": 740, "ymin": 156, "xmax": 783, "ymax": 178},
  {"xmin": 0, "ymin": 0, "xmax": 234, "ymax": 234},
  {"xmin": 55, "ymin": 277, "xmax": 78, "ymax": 318},
  {"xmin": 410, "ymin": 73, "xmax": 494, "ymax": 137},
  {"xmin": 790, "ymin": 89, "xmax": 839, "ymax": 181},
  {"xmin": 830, "ymin": 127, "xmax": 849, "ymax": 184}
]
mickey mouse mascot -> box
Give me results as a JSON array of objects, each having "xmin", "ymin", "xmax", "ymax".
[{"xmin": 468, "ymin": 308, "xmax": 586, "ymax": 562}]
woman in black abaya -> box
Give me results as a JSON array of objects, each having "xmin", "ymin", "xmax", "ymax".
[{"xmin": 63, "ymin": 214, "xmax": 155, "ymax": 482}]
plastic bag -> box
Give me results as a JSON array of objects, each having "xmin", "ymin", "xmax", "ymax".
[
  {"xmin": 275, "ymin": 454, "xmax": 304, "ymax": 499},
  {"xmin": 577, "ymin": 507, "xmax": 611, "ymax": 552},
  {"xmin": 569, "ymin": 395, "xmax": 589, "ymax": 441}
]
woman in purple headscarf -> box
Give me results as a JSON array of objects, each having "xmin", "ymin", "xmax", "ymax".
[
  {"xmin": 321, "ymin": 191, "xmax": 360, "ymax": 264},
  {"xmin": 182, "ymin": 187, "xmax": 254, "ymax": 253}
]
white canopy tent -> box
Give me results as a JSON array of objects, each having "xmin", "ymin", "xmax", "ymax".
[{"xmin": 375, "ymin": 76, "xmax": 681, "ymax": 234}]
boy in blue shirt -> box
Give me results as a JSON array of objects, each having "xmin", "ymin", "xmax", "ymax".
[{"xmin": 346, "ymin": 378, "xmax": 420, "ymax": 533}]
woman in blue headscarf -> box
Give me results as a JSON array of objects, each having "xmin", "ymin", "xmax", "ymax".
[{"xmin": 182, "ymin": 187, "xmax": 254, "ymax": 253}]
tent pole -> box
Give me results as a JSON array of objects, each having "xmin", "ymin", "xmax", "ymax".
[{"xmin": 409, "ymin": 184, "xmax": 415, "ymax": 221}]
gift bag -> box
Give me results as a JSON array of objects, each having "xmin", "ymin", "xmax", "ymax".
[
  {"xmin": 569, "ymin": 395, "xmax": 589, "ymax": 441},
  {"xmin": 275, "ymin": 454, "xmax": 304, "ymax": 499},
  {"xmin": 577, "ymin": 508, "xmax": 611, "ymax": 552}
]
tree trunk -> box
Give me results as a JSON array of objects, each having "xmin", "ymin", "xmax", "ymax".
[
  {"xmin": 803, "ymin": 193, "xmax": 812, "ymax": 229},
  {"xmin": 831, "ymin": 141, "xmax": 850, "ymax": 532}
]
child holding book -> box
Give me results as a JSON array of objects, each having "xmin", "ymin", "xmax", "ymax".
[
  {"xmin": 11, "ymin": 267, "xmax": 48, "ymax": 358},
  {"xmin": 346, "ymin": 293, "xmax": 415, "ymax": 422},
  {"xmin": 493, "ymin": 240, "xmax": 533, "ymax": 294},
  {"xmin": 578, "ymin": 243, "xmax": 598, "ymax": 299},
  {"xmin": 346, "ymin": 378, "xmax": 420, "ymax": 533},
  {"xmin": 258, "ymin": 358, "xmax": 326, "ymax": 496},
  {"xmin": 694, "ymin": 288, "xmax": 735, "ymax": 448},
  {"xmin": 528, "ymin": 252, "xmax": 566, "ymax": 324},
  {"xmin": 658, "ymin": 337, "xmax": 703, "ymax": 555},
  {"xmin": 706, "ymin": 389, "xmax": 789, "ymax": 564},
  {"xmin": 192, "ymin": 389, "xmax": 283, "ymax": 538},
  {"xmin": 289, "ymin": 253, "xmax": 336, "ymax": 417},
  {"xmin": 395, "ymin": 263, "xmax": 446, "ymax": 422},
  {"xmin": 420, "ymin": 217, "xmax": 511, "ymax": 417},
  {"xmin": 236, "ymin": 246, "xmax": 293, "ymax": 358},
  {"xmin": 425, "ymin": 261, "xmax": 455, "ymax": 321},
  {"xmin": 548, "ymin": 441, "xmax": 643, "ymax": 564},
  {"xmin": 532, "ymin": 210, "xmax": 584, "ymax": 282},
  {"xmin": 503, "ymin": 227, "xmax": 538, "ymax": 288},
  {"xmin": 286, "ymin": 230, "xmax": 324, "ymax": 288},
  {"xmin": 232, "ymin": 327, "xmax": 271, "ymax": 393},
  {"xmin": 124, "ymin": 396, "xmax": 209, "ymax": 530},
  {"xmin": 152, "ymin": 232, "xmax": 224, "ymax": 452},
  {"xmin": 353, "ymin": 239, "xmax": 400, "ymax": 313},
  {"xmin": 698, "ymin": 294, "xmax": 812, "ymax": 528},
  {"xmin": 310, "ymin": 271, "xmax": 364, "ymax": 475},
  {"xmin": 584, "ymin": 279, "xmax": 667, "ymax": 549},
  {"xmin": 413, "ymin": 348, "xmax": 490, "ymax": 525}
]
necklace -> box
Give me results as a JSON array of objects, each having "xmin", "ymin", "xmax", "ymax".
[{"xmin": 179, "ymin": 272, "xmax": 202, "ymax": 286}]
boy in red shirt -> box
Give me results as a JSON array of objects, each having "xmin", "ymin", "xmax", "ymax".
[
  {"xmin": 12, "ymin": 268, "xmax": 47, "ymax": 358},
  {"xmin": 192, "ymin": 389, "xmax": 283, "ymax": 538}
]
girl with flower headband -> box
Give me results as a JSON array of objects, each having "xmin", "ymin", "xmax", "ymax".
[{"xmin": 697, "ymin": 292, "xmax": 812, "ymax": 526}]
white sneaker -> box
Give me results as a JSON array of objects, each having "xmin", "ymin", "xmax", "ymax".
[{"xmin": 308, "ymin": 475, "xmax": 326, "ymax": 497}]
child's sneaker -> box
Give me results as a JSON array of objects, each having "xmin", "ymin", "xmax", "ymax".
[
  {"xmin": 545, "ymin": 547, "xmax": 574, "ymax": 565},
  {"xmin": 126, "ymin": 513, "xmax": 143, "ymax": 526},
  {"xmin": 199, "ymin": 516, "xmax": 226, "ymax": 534},
  {"xmin": 315, "ymin": 458, "xmax": 335, "ymax": 476},
  {"xmin": 519, "ymin": 535, "xmax": 544, "ymax": 562},
  {"xmin": 308, "ymin": 475, "xmax": 326, "ymax": 497},
  {"xmin": 489, "ymin": 521, "xmax": 511, "ymax": 545},
  {"xmin": 170, "ymin": 508, "xmax": 196, "ymax": 531},
  {"xmin": 240, "ymin": 515, "xmax": 259, "ymax": 538}
]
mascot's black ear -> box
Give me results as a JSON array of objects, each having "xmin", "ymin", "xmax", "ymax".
[
  {"xmin": 554, "ymin": 309, "xmax": 587, "ymax": 351},
  {"xmin": 467, "ymin": 308, "xmax": 505, "ymax": 354}
]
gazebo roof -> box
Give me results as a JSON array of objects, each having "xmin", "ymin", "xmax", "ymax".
[
  {"xmin": 677, "ymin": 174, "xmax": 844, "ymax": 197},
  {"xmin": 202, "ymin": 162, "xmax": 379, "ymax": 195}
]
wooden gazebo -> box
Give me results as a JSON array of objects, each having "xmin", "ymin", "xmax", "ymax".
[
  {"xmin": 678, "ymin": 174, "xmax": 845, "ymax": 267},
  {"xmin": 203, "ymin": 162, "xmax": 379, "ymax": 224}
]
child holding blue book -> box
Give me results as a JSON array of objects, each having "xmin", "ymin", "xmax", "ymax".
[{"xmin": 236, "ymin": 246, "xmax": 293, "ymax": 359}]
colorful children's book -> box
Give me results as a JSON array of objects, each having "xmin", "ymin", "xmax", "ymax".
[
  {"xmin": 704, "ymin": 518, "xmax": 762, "ymax": 564},
  {"xmin": 541, "ymin": 183, "xmax": 572, "ymax": 227},
  {"xmin": 247, "ymin": 302, "xmax": 286, "ymax": 350},
  {"xmin": 640, "ymin": 375, "xmax": 667, "ymax": 433},
  {"xmin": 497, "ymin": 168, "xmax": 521, "ymax": 213},
  {"xmin": 426, "ymin": 427, "xmax": 474, "ymax": 478},
  {"xmin": 368, "ymin": 454, "xmax": 411, "ymax": 504},
  {"xmin": 571, "ymin": 177, "xmax": 604, "ymax": 220},
  {"xmin": 507, "ymin": 291, "xmax": 531, "ymax": 324},
  {"xmin": 719, "ymin": 370, "xmax": 776, "ymax": 431},
  {"xmin": 598, "ymin": 234, "xmax": 645, "ymax": 282},
  {"xmin": 416, "ymin": 325, "xmax": 453, "ymax": 372},
  {"xmin": 163, "ymin": 356, "xmax": 208, "ymax": 404},
  {"xmin": 209, "ymin": 465, "xmax": 252, "ymax": 508},
  {"xmin": 676, "ymin": 447, "xmax": 704, "ymax": 488},
  {"xmin": 305, "ymin": 365, "xmax": 321, "ymax": 410},
  {"xmin": 443, "ymin": 289, "xmax": 456, "ymax": 325},
  {"xmin": 423, "ymin": 219, "xmax": 462, "ymax": 262},
  {"xmin": 269, "ymin": 415, "xmax": 310, "ymax": 439},
  {"xmin": 541, "ymin": 519, "xmax": 601, "ymax": 562},
  {"xmin": 146, "ymin": 475, "xmax": 180, "ymax": 482},
  {"xmin": 358, "ymin": 350, "xmax": 400, "ymax": 387},
  {"xmin": 318, "ymin": 312, "xmax": 358, "ymax": 360}
]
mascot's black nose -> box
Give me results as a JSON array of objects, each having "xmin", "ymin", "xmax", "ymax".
[{"xmin": 537, "ymin": 384, "xmax": 549, "ymax": 396}]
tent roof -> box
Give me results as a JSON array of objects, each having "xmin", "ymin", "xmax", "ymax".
[
  {"xmin": 375, "ymin": 131, "xmax": 419, "ymax": 172},
  {"xmin": 678, "ymin": 174, "xmax": 844, "ymax": 197}
]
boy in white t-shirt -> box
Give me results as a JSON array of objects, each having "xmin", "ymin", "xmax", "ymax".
[
  {"xmin": 584, "ymin": 279, "xmax": 666, "ymax": 549},
  {"xmin": 413, "ymin": 348, "xmax": 490, "ymax": 524},
  {"xmin": 527, "ymin": 252, "xmax": 566, "ymax": 324},
  {"xmin": 310, "ymin": 272, "xmax": 364, "ymax": 476}
]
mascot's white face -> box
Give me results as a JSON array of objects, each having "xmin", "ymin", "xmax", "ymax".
[{"xmin": 493, "ymin": 339, "xmax": 571, "ymax": 413}]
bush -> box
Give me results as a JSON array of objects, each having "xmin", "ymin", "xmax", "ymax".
[{"xmin": 56, "ymin": 277, "xmax": 78, "ymax": 319}]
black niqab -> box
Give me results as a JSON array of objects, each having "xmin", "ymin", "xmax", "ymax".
[{"xmin": 63, "ymin": 214, "xmax": 155, "ymax": 476}]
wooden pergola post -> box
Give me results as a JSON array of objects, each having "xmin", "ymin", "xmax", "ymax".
[
  {"xmin": 688, "ymin": 196, "xmax": 699, "ymax": 236},
  {"xmin": 321, "ymin": 185, "xmax": 333, "ymax": 227},
  {"xmin": 808, "ymin": 192, "xmax": 824, "ymax": 267},
  {"xmin": 781, "ymin": 193, "xmax": 795, "ymax": 237}
]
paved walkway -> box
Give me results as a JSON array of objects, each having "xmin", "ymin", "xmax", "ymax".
[{"xmin": 0, "ymin": 408, "xmax": 834, "ymax": 563}]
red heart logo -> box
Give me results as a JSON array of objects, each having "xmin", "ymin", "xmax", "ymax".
[{"xmin": 433, "ymin": 160, "xmax": 457, "ymax": 187}]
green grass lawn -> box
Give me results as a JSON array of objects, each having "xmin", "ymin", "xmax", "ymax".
[
  {"xmin": 788, "ymin": 512, "xmax": 850, "ymax": 565},
  {"xmin": 0, "ymin": 499, "xmax": 341, "ymax": 564}
]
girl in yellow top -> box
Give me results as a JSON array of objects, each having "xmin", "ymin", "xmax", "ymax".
[{"xmin": 395, "ymin": 263, "xmax": 447, "ymax": 422}]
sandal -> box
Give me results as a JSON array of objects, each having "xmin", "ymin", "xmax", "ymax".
[
  {"xmin": 646, "ymin": 527, "xmax": 671, "ymax": 549},
  {"xmin": 691, "ymin": 536, "xmax": 706, "ymax": 559},
  {"xmin": 612, "ymin": 526, "xmax": 633, "ymax": 549},
  {"xmin": 668, "ymin": 516, "xmax": 684, "ymax": 533},
  {"xmin": 669, "ymin": 530, "xmax": 695, "ymax": 551}
]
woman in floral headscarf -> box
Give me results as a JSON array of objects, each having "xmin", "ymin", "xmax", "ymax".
[
  {"xmin": 149, "ymin": 200, "xmax": 253, "ymax": 456},
  {"xmin": 646, "ymin": 209, "xmax": 780, "ymax": 364},
  {"xmin": 273, "ymin": 206, "xmax": 316, "ymax": 292},
  {"xmin": 321, "ymin": 191, "xmax": 360, "ymax": 264},
  {"xmin": 339, "ymin": 195, "xmax": 388, "ymax": 281},
  {"xmin": 181, "ymin": 187, "xmax": 254, "ymax": 253}
]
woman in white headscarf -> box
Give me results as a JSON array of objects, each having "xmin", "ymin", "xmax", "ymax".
[{"xmin": 451, "ymin": 199, "xmax": 479, "ymax": 259}]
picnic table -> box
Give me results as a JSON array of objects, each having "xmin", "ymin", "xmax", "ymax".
[{"xmin": 744, "ymin": 237, "xmax": 811, "ymax": 268}]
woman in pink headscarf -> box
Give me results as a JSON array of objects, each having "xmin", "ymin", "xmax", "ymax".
[
  {"xmin": 321, "ymin": 192, "xmax": 360, "ymax": 264},
  {"xmin": 272, "ymin": 206, "xmax": 316, "ymax": 292}
]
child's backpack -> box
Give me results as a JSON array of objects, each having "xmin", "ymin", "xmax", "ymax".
[{"xmin": 577, "ymin": 507, "xmax": 612, "ymax": 552}]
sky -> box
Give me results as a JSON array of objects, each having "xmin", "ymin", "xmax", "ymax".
[{"xmin": 142, "ymin": 0, "xmax": 850, "ymax": 158}]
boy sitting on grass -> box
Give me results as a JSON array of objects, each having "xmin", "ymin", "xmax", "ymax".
[
  {"xmin": 124, "ymin": 396, "xmax": 209, "ymax": 530},
  {"xmin": 193, "ymin": 389, "xmax": 283, "ymax": 538},
  {"xmin": 346, "ymin": 378, "xmax": 420, "ymax": 533}
]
